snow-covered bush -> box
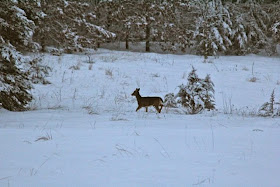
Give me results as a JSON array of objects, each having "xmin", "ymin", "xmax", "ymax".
[
  {"xmin": 258, "ymin": 89, "xmax": 280, "ymax": 117},
  {"xmin": 176, "ymin": 67, "xmax": 215, "ymax": 114},
  {"xmin": 164, "ymin": 93, "xmax": 177, "ymax": 108}
]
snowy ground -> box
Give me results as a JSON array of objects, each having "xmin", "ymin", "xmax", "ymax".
[{"xmin": 1, "ymin": 49, "xmax": 280, "ymax": 186}]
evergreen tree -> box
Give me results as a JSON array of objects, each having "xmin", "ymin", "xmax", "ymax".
[
  {"xmin": 34, "ymin": 0, "xmax": 115, "ymax": 52},
  {"xmin": 0, "ymin": 0, "xmax": 35, "ymax": 111},
  {"xmin": 114, "ymin": 1, "xmax": 174, "ymax": 52},
  {"xmin": 95, "ymin": 0, "xmax": 138, "ymax": 50},
  {"xmin": 176, "ymin": 67, "xmax": 215, "ymax": 114},
  {"xmin": 134, "ymin": 1, "xmax": 170, "ymax": 52},
  {"xmin": 236, "ymin": 0, "xmax": 270, "ymax": 54},
  {"xmin": 228, "ymin": 3, "xmax": 249, "ymax": 54},
  {"xmin": 0, "ymin": 0, "xmax": 37, "ymax": 51},
  {"xmin": 270, "ymin": 2, "xmax": 280, "ymax": 45},
  {"xmin": 172, "ymin": 1, "xmax": 198, "ymax": 53},
  {"xmin": 201, "ymin": 74, "xmax": 215, "ymax": 110},
  {"xmin": 272, "ymin": 22, "xmax": 280, "ymax": 43},
  {"xmin": 193, "ymin": 0, "xmax": 233, "ymax": 58},
  {"xmin": 17, "ymin": 0, "xmax": 46, "ymax": 51},
  {"xmin": 26, "ymin": 56, "xmax": 51, "ymax": 84},
  {"xmin": 0, "ymin": 41, "xmax": 32, "ymax": 111},
  {"xmin": 164, "ymin": 93, "xmax": 177, "ymax": 108},
  {"xmin": 258, "ymin": 89, "xmax": 278, "ymax": 117},
  {"xmin": 177, "ymin": 67, "xmax": 203, "ymax": 114}
]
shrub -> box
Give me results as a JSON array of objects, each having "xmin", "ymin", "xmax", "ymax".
[
  {"xmin": 163, "ymin": 93, "xmax": 177, "ymax": 108},
  {"xmin": 176, "ymin": 67, "xmax": 215, "ymax": 114}
]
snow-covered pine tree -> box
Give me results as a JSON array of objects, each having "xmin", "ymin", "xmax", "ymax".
[
  {"xmin": 176, "ymin": 67, "xmax": 215, "ymax": 114},
  {"xmin": 239, "ymin": 0, "xmax": 270, "ymax": 54},
  {"xmin": 227, "ymin": 3, "xmax": 249, "ymax": 54},
  {"xmin": 0, "ymin": 41, "xmax": 32, "ymax": 111},
  {"xmin": 95, "ymin": 0, "xmax": 140, "ymax": 50},
  {"xmin": 155, "ymin": 1, "xmax": 200, "ymax": 53},
  {"xmin": 272, "ymin": 22, "xmax": 280, "ymax": 47},
  {"xmin": 164, "ymin": 93, "xmax": 177, "ymax": 108},
  {"xmin": 177, "ymin": 67, "xmax": 203, "ymax": 114},
  {"xmin": 35, "ymin": 0, "xmax": 115, "ymax": 53},
  {"xmin": 122, "ymin": 15, "xmax": 145, "ymax": 49},
  {"xmin": 17, "ymin": 0, "xmax": 46, "ymax": 51},
  {"xmin": 141, "ymin": 1, "xmax": 163, "ymax": 52},
  {"xmin": 119, "ymin": 1, "xmax": 173, "ymax": 52},
  {"xmin": 172, "ymin": 1, "xmax": 198, "ymax": 53},
  {"xmin": 270, "ymin": 1, "xmax": 280, "ymax": 45},
  {"xmin": 26, "ymin": 56, "xmax": 51, "ymax": 84},
  {"xmin": 193, "ymin": 0, "xmax": 233, "ymax": 59},
  {"xmin": 0, "ymin": 0, "xmax": 37, "ymax": 51},
  {"xmin": 0, "ymin": 1, "xmax": 36, "ymax": 111},
  {"xmin": 201, "ymin": 74, "xmax": 215, "ymax": 110},
  {"xmin": 150, "ymin": 1, "xmax": 178, "ymax": 52},
  {"xmin": 258, "ymin": 89, "xmax": 276, "ymax": 117}
]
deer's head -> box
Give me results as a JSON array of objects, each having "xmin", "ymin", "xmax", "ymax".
[{"xmin": 131, "ymin": 88, "xmax": 140, "ymax": 96}]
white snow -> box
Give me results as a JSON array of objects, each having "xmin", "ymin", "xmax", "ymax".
[
  {"xmin": 1, "ymin": 49, "xmax": 280, "ymax": 186},
  {"xmin": 272, "ymin": 22, "xmax": 280, "ymax": 33}
]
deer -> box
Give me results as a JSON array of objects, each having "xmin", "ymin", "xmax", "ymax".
[{"xmin": 131, "ymin": 88, "xmax": 164, "ymax": 113}]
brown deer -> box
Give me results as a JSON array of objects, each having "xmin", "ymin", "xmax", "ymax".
[{"xmin": 131, "ymin": 88, "xmax": 164, "ymax": 113}]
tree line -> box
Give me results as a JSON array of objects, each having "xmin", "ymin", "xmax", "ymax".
[{"xmin": 1, "ymin": 0, "xmax": 279, "ymax": 56}]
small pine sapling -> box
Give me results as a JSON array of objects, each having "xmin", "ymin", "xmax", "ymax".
[
  {"xmin": 177, "ymin": 84, "xmax": 203, "ymax": 114},
  {"xmin": 201, "ymin": 74, "xmax": 215, "ymax": 110},
  {"xmin": 177, "ymin": 67, "xmax": 202, "ymax": 114},
  {"xmin": 27, "ymin": 56, "xmax": 51, "ymax": 84},
  {"xmin": 164, "ymin": 93, "xmax": 177, "ymax": 108},
  {"xmin": 276, "ymin": 99, "xmax": 280, "ymax": 116},
  {"xmin": 259, "ymin": 89, "xmax": 280, "ymax": 117},
  {"xmin": 176, "ymin": 67, "xmax": 215, "ymax": 114}
]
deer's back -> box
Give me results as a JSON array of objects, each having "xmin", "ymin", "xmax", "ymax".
[{"xmin": 139, "ymin": 97, "xmax": 163, "ymax": 107}]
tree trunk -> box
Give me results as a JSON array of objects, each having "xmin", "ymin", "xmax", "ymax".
[
  {"xmin": 125, "ymin": 35, "xmax": 129, "ymax": 50},
  {"xmin": 41, "ymin": 36, "xmax": 46, "ymax": 52},
  {"xmin": 145, "ymin": 24, "xmax": 150, "ymax": 52}
]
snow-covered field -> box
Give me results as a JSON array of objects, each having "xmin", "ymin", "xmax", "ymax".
[{"xmin": 1, "ymin": 49, "xmax": 280, "ymax": 186}]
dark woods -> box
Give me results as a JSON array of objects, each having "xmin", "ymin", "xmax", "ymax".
[{"xmin": 1, "ymin": 0, "xmax": 279, "ymax": 56}]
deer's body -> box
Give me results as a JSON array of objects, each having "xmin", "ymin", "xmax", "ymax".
[{"xmin": 131, "ymin": 88, "xmax": 163, "ymax": 113}]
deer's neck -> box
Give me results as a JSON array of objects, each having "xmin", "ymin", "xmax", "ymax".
[{"xmin": 135, "ymin": 93, "xmax": 142, "ymax": 104}]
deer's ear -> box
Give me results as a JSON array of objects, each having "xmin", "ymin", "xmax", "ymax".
[{"xmin": 137, "ymin": 88, "xmax": 140, "ymax": 91}]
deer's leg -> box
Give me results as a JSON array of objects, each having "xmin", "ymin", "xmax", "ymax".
[
  {"xmin": 159, "ymin": 104, "xmax": 163, "ymax": 113},
  {"xmin": 145, "ymin": 107, "xmax": 148, "ymax": 112},
  {"xmin": 136, "ymin": 106, "xmax": 141, "ymax": 112},
  {"xmin": 154, "ymin": 106, "xmax": 160, "ymax": 113}
]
